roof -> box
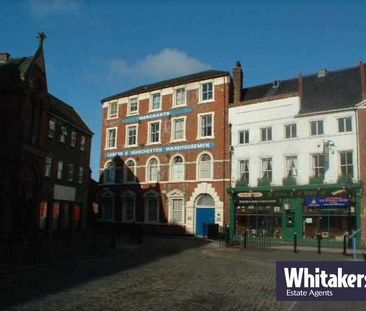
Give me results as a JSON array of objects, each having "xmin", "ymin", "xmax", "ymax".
[
  {"xmin": 0, "ymin": 57, "xmax": 33, "ymax": 90},
  {"xmin": 48, "ymin": 94, "xmax": 93, "ymax": 135},
  {"xmin": 102, "ymin": 70, "xmax": 230, "ymax": 102},
  {"xmin": 241, "ymin": 64, "xmax": 364, "ymax": 115}
]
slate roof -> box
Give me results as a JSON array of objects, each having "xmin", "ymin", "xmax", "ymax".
[
  {"xmin": 48, "ymin": 94, "xmax": 93, "ymax": 135},
  {"xmin": 242, "ymin": 65, "xmax": 364, "ymax": 115},
  {"xmin": 102, "ymin": 70, "xmax": 230, "ymax": 102}
]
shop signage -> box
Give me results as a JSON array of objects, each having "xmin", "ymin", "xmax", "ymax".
[
  {"xmin": 105, "ymin": 141, "xmax": 215, "ymax": 158},
  {"xmin": 122, "ymin": 106, "xmax": 193, "ymax": 124},
  {"xmin": 237, "ymin": 192, "xmax": 263, "ymax": 198},
  {"xmin": 236, "ymin": 198, "xmax": 280, "ymax": 206},
  {"xmin": 305, "ymin": 196, "xmax": 351, "ymax": 208}
]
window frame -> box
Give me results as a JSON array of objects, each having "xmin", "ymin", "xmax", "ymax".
[
  {"xmin": 238, "ymin": 159, "xmax": 249, "ymax": 182},
  {"xmin": 338, "ymin": 117, "xmax": 352, "ymax": 133},
  {"xmin": 125, "ymin": 124, "xmax": 138, "ymax": 147},
  {"xmin": 124, "ymin": 158, "xmax": 137, "ymax": 183},
  {"xmin": 147, "ymin": 120, "xmax": 161, "ymax": 145},
  {"xmin": 150, "ymin": 92, "xmax": 162, "ymax": 112},
  {"xmin": 127, "ymin": 97, "xmax": 139, "ymax": 116},
  {"xmin": 200, "ymin": 81, "xmax": 214, "ymax": 103},
  {"xmin": 144, "ymin": 191, "xmax": 160, "ymax": 224},
  {"xmin": 261, "ymin": 157, "xmax": 273, "ymax": 181},
  {"xmin": 173, "ymin": 87, "xmax": 186, "ymax": 107},
  {"xmin": 147, "ymin": 157, "xmax": 160, "ymax": 183},
  {"xmin": 312, "ymin": 153, "xmax": 325, "ymax": 177},
  {"xmin": 80, "ymin": 136, "xmax": 86, "ymax": 151},
  {"xmin": 310, "ymin": 120, "xmax": 324, "ymax": 136},
  {"xmin": 339, "ymin": 150, "xmax": 353, "ymax": 178},
  {"xmin": 57, "ymin": 161, "xmax": 63, "ymax": 180},
  {"xmin": 171, "ymin": 116, "xmax": 186, "ymax": 142},
  {"xmin": 107, "ymin": 101, "xmax": 118, "ymax": 119},
  {"xmin": 197, "ymin": 152, "xmax": 213, "ymax": 181},
  {"xmin": 78, "ymin": 167, "xmax": 83, "ymax": 184},
  {"xmin": 121, "ymin": 191, "xmax": 136, "ymax": 223},
  {"xmin": 171, "ymin": 155, "xmax": 185, "ymax": 181},
  {"xmin": 261, "ymin": 127, "xmax": 272, "ymax": 142},
  {"xmin": 284, "ymin": 123, "xmax": 297, "ymax": 139},
  {"xmin": 68, "ymin": 163, "xmax": 74, "ymax": 182},
  {"xmin": 45, "ymin": 156, "xmax": 52, "ymax": 177},
  {"xmin": 238, "ymin": 130, "xmax": 249, "ymax": 145},
  {"xmin": 48, "ymin": 119, "xmax": 56, "ymax": 139},
  {"xmin": 197, "ymin": 112, "xmax": 215, "ymax": 139},
  {"xmin": 285, "ymin": 155, "xmax": 298, "ymax": 177},
  {"xmin": 71, "ymin": 131, "xmax": 77, "ymax": 147},
  {"xmin": 105, "ymin": 127, "xmax": 117, "ymax": 150}
]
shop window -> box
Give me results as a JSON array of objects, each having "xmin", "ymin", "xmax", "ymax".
[
  {"xmin": 60, "ymin": 203, "xmax": 71, "ymax": 230},
  {"xmin": 52, "ymin": 202, "xmax": 60, "ymax": 231}
]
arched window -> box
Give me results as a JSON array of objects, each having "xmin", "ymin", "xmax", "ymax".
[
  {"xmin": 104, "ymin": 162, "xmax": 115, "ymax": 184},
  {"xmin": 196, "ymin": 194, "xmax": 215, "ymax": 207},
  {"xmin": 171, "ymin": 156, "xmax": 184, "ymax": 181},
  {"xmin": 148, "ymin": 158, "xmax": 159, "ymax": 182},
  {"xmin": 124, "ymin": 159, "xmax": 136, "ymax": 183},
  {"xmin": 198, "ymin": 153, "xmax": 213, "ymax": 180}
]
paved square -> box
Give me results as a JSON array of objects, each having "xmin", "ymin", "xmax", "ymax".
[{"xmin": 0, "ymin": 236, "xmax": 365, "ymax": 310}]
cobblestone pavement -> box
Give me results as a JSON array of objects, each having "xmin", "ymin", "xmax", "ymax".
[{"xmin": 0, "ymin": 236, "xmax": 365, "ymax": 311}]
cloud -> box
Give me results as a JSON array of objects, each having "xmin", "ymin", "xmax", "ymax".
[
  {"xmin": 28, "ymin": 0, "xmax": 83, "ymax": 16},
  {"xmin": 108, "ymin": 48, "xmax": 211, "ymax": 84}
]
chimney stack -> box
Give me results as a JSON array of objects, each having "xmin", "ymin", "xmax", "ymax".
[
  {"xmin": 233, "ymin": 61, "xmax": 243, "ymax": 104},
  {"xmin": 298, "ymin": 74, "xmax": 304, "ymax": 104},
  {"xmin": 0, "ymin": 53, "xmax": 10, "ymax": 63},
  {"xmin": 360, "ymin": 61, "xmax": 366, "ymax": 100}
]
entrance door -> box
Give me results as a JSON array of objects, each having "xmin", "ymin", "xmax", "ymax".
[
  {"xmin": 282, "ymin": 198, "xmax": 303, "ymax": 241},
  {"xmin": 196, "ymin": 208, "xmax": 215, "ymax": 236}
]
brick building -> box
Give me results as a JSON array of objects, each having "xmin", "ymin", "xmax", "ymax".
[
  {"xmin": 99, "ymin": 71, "xmax": 231, "ymax": 235},
  {"xmin": 228, "ymin": 62, "xmax": 366, "ymax": 245},
  {"xmin": 0, "ymin": 35, "xmax": 93, "ymax": 262}
]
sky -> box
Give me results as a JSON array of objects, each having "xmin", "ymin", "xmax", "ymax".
[{"xmin": 1, "ymin": 0, "xmax": 366, "ymax": 180}]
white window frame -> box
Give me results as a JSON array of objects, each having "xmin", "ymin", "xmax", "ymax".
[
  {"xmin": 121, "ymin": 190, "xmax": 136, "ymax": 223},
  {"xmin": 171, "ymin": 116, "xmax": 186, "ymax": 142},
  {"xmin": 146, "ymin": 156, "xmax": 160, "ymax": 183},
  {"xmin": 261, "ymin": 127, "xmax": 272, "ymax": 142},
  {"xmin": 310, "ymin": 120, "xmax": 324, "ymax": 136},
  {"xmin": 127, "ymin": 97, "xmax": 139, "ymax": 116},
  {"xmin": 338, "ymin": 117, "xmax": 352, "ymax": 133},
  {"xmin": 57, "ymin": 161, "xmax": 63, "ymax": 180},
  {"xmin": 125, "ymin": 124, "xmax": 139, "ymax": 147},
  {"xmin": 260, "ymin": 157, "xmax": 273, "ymax": 181},
  {"xmin": 197, "ymin": 151, "xmax": 214, "ymax": 181},
  {"xmin": 197, "ymin": 112, "xmax": 215, "ymax": 139},
  {"xmin": 311, "ymin": 153, "xmax": 325, "ymax": 177},
  {"xmin": 170, "ymin": 154, "xmax": 185, "ymax": 181},
  {"xmin": 284, "ymin": 123, "xmax": 297, "ymax": 139},
  {"xmin": 147, "ymin": 120, "xmax": 161, "ymax": 145},
  {"xmin": 45, "ymin": 157, "xmax": 52, "ymax": 177},
  {"xmin": 238, "ymin": 159, "xmax": 249, "ymax": 182},
  {"xmin": 144, "ymin": 191, "xmax": 160, "ymax": 224},
  {"xmin": 238, "ymin": 130, "xmax": 249, "ymax": 145},
  {"xmin": 199, "ymin": 81, "xmax": 214, "ymax": 103},
  {"xmin": 285, "ymin": 155, "xmax": 298, "ymax": 177},
  {"xmin": 107, "ymin": 101, "xmax": 118, "ymax": 119},
  {"xmin": 124, "ymin": 158, "xmax": 137, "ymax": 183},
  {"xmin": 105, "ymin": 127, "xmax": 117, "ymax": 150},
  {"xmin": 150, "ymin": 92, "xmax": 162, "ymax": 112},
  {"xmin": 339, "ymin": 150, "xmax": 354, "ymax": 177},
  {"xmin": 173, "ymin": 87, "xmax": 186, "ymax": 107}
]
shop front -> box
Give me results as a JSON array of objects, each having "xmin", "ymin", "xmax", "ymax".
[{"xmin": 228, "ymin": 183, "xmax": 362, "ymax": 244}]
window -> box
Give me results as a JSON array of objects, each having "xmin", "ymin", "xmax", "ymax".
[
  {"xmin": 312, "ymin": 154, "xmax": 325, "ymax": 177},
  {"xmin": 175, "ymin": 88, "xmax": 185, "ymax": 106},
  {"xmin": 106, "ymin": 128, "xmax": 117, "ymax": 149},
  {"xmin": 338, "ymin": 117, "xmax": 352, "ymax": 133},
  {"xmin": 171, "ymin": 156, "xmax": 184, "ymax": 181},
  {"xmin": 285, "ymin": 124, "xmax": 297, "ymax": 139},
  {"xmin": 310, "ymin": 120, "xmax": 324, "ymax": 136},
  {"xmin": 261, "ymin": 158, "xmax": 272, "ymax": 181},
  {"xmin": 45, "ymin": 157, "xmax": 52, "ymax": 177},
  {"xmin": 108, "ymin": 101, "xmax": 118, "ymax": 119},
  {"xmin": 171, "ymin": 199, "xmax": 183, "ymax": 223},
  {"xmin": 101, "ymin": 198, "xmax": 114, "ymax": 221},
  {"xmin": 239, "ymin": 160, "xmax": 249, "ymax": 182},
  {"xmin": 71, "ymin": 131, "xmax": 77, "ymax": 147},
  {"xmin": 261, "ymin": 127, "xmax": 272, "ymax": 141},
  {"xmin": 104, "ymin": 162, "xmax": 116, "ymax": 183},
  {"xmin": 199, "ymin": 113, "xmax": 213, "ymax": 138},
  {"xmin": 68, "ymin": 164, "xmax": 74, "ymax": 182},
  {"xmin": 239, "ymin": 130, "xmax": 249, "ymax": 144},
  {"xmin": 124, "ymin": 159, "xmax": 136, "ymax": 183},
  {"xmin": 60, "ymin": 126, "xmax": 67, "ymax": 143},
  {"xmin": 285, "ymin": 156, "xmax": 298, "ymax": 177},
  {"xmin": 78, "ymin": 167, "xmax": 83, "ymax": 184},
  {"xmin": 172, "ymin": 117, "xmax": 186, "ymax": 141},
  {"xmin": 149, "ymin": 121, "xmax": 160, "ymax": 144},
  {"xmin": 144, "ymin": 191, "xmax": 159, "ymax": 223},
  {"xmin": 151, "ymin": 93, "xmax": 161, "ymax": 111},
  {"xmin": 48, "ymin": 119, "xmax": 56, "ymax": 138},
  {"xmin": 201, "ymin": 82, "xmax": 213, "ymax": 101},
  {"xmin": 198, "ymin": 153, "xmax": 213, "ymax": 180},
  {"xmin": 148, "ymin": 158, "xmax": 159, "ymax": 182},
  {"xmin": 340, "ymin": 151, "xmax": 353, "ymax": 177},
  {"xmin": 80, "ymin": 136, "xmax": 86, "ymax": 151},
  {"xmin": 128, "ymin": 98, "xmax": 138, "ymax": 115},
  {"xmin": 121, "ymin": 192, "xmax": 135, "ymax": 222},
  {"xmin": 57, "ymin": 161, "xmax": 63, "ymax": 180},
  {"xmin": 126, "ymin": 125, "xmax": 138, "ymax": 146}
]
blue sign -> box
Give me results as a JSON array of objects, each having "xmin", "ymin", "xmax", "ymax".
[
  {"xmin": 122, "ymin": 106, "xmax": 193, "ymax": 124},
  {"xmin": 277, "ymin": 261, "xmax": 366, "ymax": 301},
  {"xmin": 105, "ymin": 141, "xmax": 215, "ymax": 158},
  {"xmin": 305, "ymin": 196, "xmax": 351, "ymax": 208}
]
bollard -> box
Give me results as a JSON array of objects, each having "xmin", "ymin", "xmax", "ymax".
[
  {"xmin": 343, "ymin": 234, "xmax": 347, "ymax": 256},
  {"xmin": 317, "ymin": 233, "xmax": 321, "ymax": 255},
  {"xmin": 293, "ymin": 232, "xmax": 297, "ymax": 253}
]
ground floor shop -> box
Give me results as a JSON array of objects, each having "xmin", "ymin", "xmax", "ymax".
[{"xmin": 228, "ymin": 183, "xmax": 362, "ymax": 244}]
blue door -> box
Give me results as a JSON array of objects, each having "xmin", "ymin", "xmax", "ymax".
[{"xmin": 196, "ymin": 208, "xmax": 215, "ymax": 236}]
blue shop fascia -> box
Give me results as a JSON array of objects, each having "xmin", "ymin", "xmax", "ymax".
[{"xmin": 227, "ymin": 181, "xmax": 362, "ymax": 244}]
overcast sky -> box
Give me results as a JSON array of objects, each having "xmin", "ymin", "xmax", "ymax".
[{"xmin": 1, "ymin": 0, "xmax": 366, "ymax": 179}]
